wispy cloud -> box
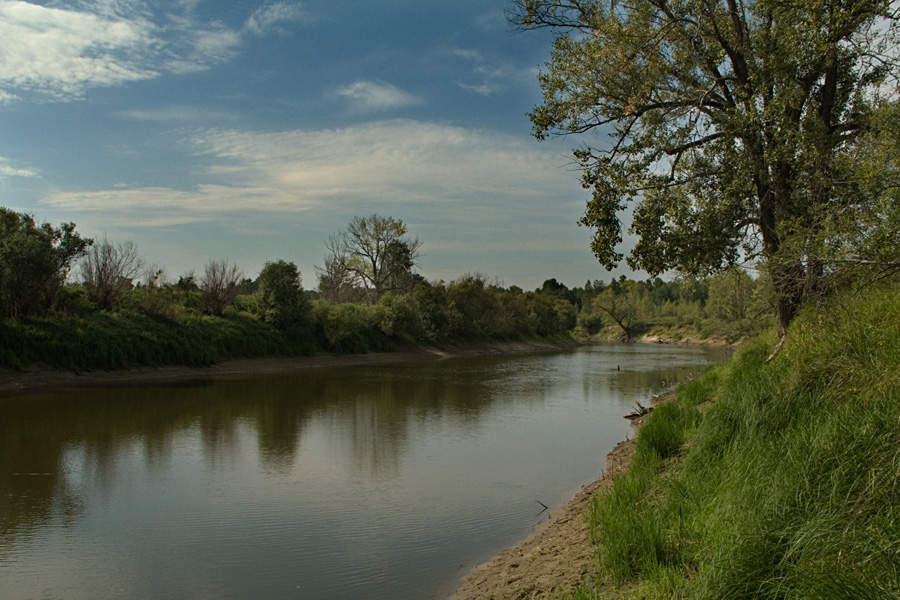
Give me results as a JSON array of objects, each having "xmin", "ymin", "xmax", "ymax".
[
  {"xmin": 456, "ymin": 81, "xmax": 501, "ymax": 96},
  {"xmin": 475, "ymin": 10, "xmax": 508, "ymax": 31},
  {"xmin": 0, "ymin": 156, "xmax": 38, "ymax": 178},
  {"xmin": 118, "ymin": 105, "xmax": 237, "ymax": 122},
  {"xmin": 451, "ymin": 47, "xmax": 535, "ymax": 96},
  {"xmin": 244, "ymin": 2, "xmax": 307, "ymax": 35},
  {"xmin": 0, "ymin": 1, "xmax": 308, "ymax": 102},
  {"xmin": 41, "ymin": 120, "xmax": 578, "ymax": 226},
  {"xmin": 451, "ymin": 48, "xmax": 482, "ymax": 61},
  {"xmin": 335, "ymin": 81, "xmax": 421, "ymax": 112}
]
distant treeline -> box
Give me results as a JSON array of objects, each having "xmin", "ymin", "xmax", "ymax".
[{"xmin": 0, "ymin": 208, "xmax": 768, "ymax": 371}]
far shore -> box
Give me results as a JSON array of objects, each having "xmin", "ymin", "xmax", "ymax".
[{"xmin": 0, "ymin": 339, "xmax": 576, "ymax": 397}]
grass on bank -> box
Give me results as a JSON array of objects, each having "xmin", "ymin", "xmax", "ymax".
[{"xmin": 570, "ymin": 285, "xmax": 899, "ymax": 599}]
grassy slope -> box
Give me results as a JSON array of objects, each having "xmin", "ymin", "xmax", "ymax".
[
  {"xmin": 573, "ymin": 285, "xmax": 899, "ymax": 599},
  {"xmin": 0, "ymin": 311, "xmax": 304, "ymax": 371},
  {"xmin": 0, "ymin": 309, "xmax": 576, "ymax": 372}
]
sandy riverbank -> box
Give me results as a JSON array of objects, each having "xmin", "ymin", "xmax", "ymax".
[
  {"xmin": 449, "ymin": 392, "xmax": 671, "ymax": 600},
  {"xmin": 0, "ymin": 340, "xmax": 574, "ymax": 397}
]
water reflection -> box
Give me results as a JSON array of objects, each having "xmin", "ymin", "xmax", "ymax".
[{"xmin": 0, "ymin": 344, "xmax": 726, "ymax": 600}]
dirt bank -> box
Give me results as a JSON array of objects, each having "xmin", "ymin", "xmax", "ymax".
[
  {"xmin": 0, "ymin": 340, "xmax": 573, "ymax": 397},
  {"xmin": 449, "ymin": 393, "xmax": 671, "ymax": 600}
]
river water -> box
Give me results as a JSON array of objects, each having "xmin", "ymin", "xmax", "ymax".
[{"xmin": 0, "ymin": 344, "xmax": 725, "ymax": 600}]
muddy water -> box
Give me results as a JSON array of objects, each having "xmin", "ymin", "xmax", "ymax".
[{"xmin": 0, "ymin": 344, "xmax": 725, "ymax": 600}]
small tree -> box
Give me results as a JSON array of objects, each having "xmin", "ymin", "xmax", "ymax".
[
  {"xmin": 590, "ymin": 281, "xmax": 647, "ymax": 340},
  {"xmin": 200, "ymin": 260, "xmax": 242, "ymax": 315},
  {"xmin": 707, "ymin": 267, "xmax": 755, "ymax": 321},
  {"xmin": 80, "ymin": 238, "xmax": 143, "ymax": 309},
  {"xmin": 258, "ymin": 260, "xmax": 309, "ymax": 331}
]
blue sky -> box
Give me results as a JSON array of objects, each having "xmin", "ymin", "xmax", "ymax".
[{"xmin": 0, "ymin": 0, "xmax": 637, "ymax": 289}]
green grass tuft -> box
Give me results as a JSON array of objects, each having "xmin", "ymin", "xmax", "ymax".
[{"xmin": 583, "ymin": 285, "xmax": 900, "ymax": 599}]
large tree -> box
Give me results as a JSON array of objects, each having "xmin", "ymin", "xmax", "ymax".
[
  {"xmin": 513, "ymin": 0, "xmax": 899, "ymax": 334},
  {"xmin": 320, "ymin": 215, "xmax": 422, "ymax": 302}
]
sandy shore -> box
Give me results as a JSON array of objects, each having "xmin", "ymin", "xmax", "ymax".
[
  {"xmin": 0, "ymin": 340, "xmax": 573, "ymax": 397},
  {"xmin": 449, "ymin": 393, "xmax": 671, "ymax": 600}
]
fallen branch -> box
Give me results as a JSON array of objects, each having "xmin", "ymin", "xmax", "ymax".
[{"xmin": 624, "ymin": 401, "xmax": 653, "ymax": 420}]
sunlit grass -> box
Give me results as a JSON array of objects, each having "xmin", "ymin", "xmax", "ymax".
[{"xmin": 583, "ymin": 285, "xmax": 900, "ymax": 599}]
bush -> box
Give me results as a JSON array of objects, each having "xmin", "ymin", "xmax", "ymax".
[{"xmin": 257, "ymin": 260, "xmax": 310, "ymax": 333}]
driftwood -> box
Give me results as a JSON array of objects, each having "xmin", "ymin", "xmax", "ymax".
[{"xmin": 624, "ymin": 400, "xmax": 653, "ymax": 420}]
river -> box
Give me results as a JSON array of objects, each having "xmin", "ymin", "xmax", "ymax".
[{"xmin": 0, "ymin": 344, "xmax": 725, "ymax": 599}]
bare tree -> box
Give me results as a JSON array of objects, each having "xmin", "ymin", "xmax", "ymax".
[
  {"xmin": 200, "ymin": 260, "xmax": 242, "ymax": 315},
  {"xmin": 80, "ymin": 238, "xmax": 143, "ymax": 309},
  {"xmin": 316, "ymin": 241, "xmax": 363, "ymax": 303}
]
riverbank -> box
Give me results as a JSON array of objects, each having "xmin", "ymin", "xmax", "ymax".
[
  {"xmin": 449, "ymin": 392, "xmax": 669, "ymax": 600},
  {"xmin": 583, "ymin": 326, "xmax": 739, "ymax": 348},
  {"xmin": 0, "ymin": 339, "xmax": 574, "ymax": 396},
  {"xmin": 453, "ymin": 285, "xmax": 899, "ymax": 599}
]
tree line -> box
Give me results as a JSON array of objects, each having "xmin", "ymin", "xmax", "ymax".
[
  {"xmin": 0, "ymin": 212, "xmax": 577, "ymax": 368},
  {"xmin": 0, "ymin": 209, "xmax": 771, "ymax": 370}
]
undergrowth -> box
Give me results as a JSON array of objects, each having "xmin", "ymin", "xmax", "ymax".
[{"xmin": 581, "ymin": 285, "xmax": 899, "ymax": 599}]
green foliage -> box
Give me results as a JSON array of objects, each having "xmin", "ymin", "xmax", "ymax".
[
  {"xmin": 0, "ymin": 309, "xmax": 300, "ymax": 371},
  {"xmin": 311, "ymin": 300, "xmax": 391, "ymax": 353},
  {"xmin": 585, "ymin": 285, "xmax": 900, "ymax": 598},
  {"xmin": 515, "ymin": 0, "xmax": 899, "ymax": 331},
  {"xmin": 411, "ymin": 281, "xmax": 451, "ymax": 342},
  {"xmin": 706, "ymin": 267, "xmax": 754, "ymax": 321},
  {"xmin": 321, "ymin": 214, "xmax": 422, "ymax": 300},
  {"xmin": 376, "ymin": 292, "xmax": 423, "ymax": 341},
  {"xmin": 55, "ymin": 285, "xmax": 97, "ymax": 316},
  {"xmin": 0, "ymin": 208, "xmax": 91, "ymax": 319},
  {"xmin": 257, "ymin": 260, "xmax": 310, "ymax": 333}
]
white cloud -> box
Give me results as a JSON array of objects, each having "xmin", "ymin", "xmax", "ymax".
[
  {"xmin": 450, "ymin": 48, "xmax": 535, "ymax": 96},
  {"xmin": 0, "ymin": 1, "xmax": 158, "ymax": 99},
  {"xmin": 335, "ymin": 81, "xmax": 421, "ymax": 112},
  {"xmin": 41, "ymin": 120, "xmax": 578, "ymax": 226},
  {"xmin": 451, "ymin": 48, "xmax": 482, "ymax": 61},
  {"xmin": 475, "ymin": 10, "xmax": 507, "ymax": 31},
  {"xmin": 119, "ymin": 105, "xmax": 236, "ymax": 122},
  {"xmin": 0, "ymin": 156, "xmax": 38, "ymax": 178},
  {"xmin": 456, "ymin": 81, "xmax": 501, "ymax": 96},
  {"xmin": 244, "ymin": 2, "xmax": 306, "ymax": 35},
  {"xmin": 0, "ymin": 1, "xmax": 307, "ymax": 102}
]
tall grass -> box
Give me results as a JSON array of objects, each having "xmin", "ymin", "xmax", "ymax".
[{"xmin": 586, "ymin": 285, "xmax": 900, "ymax": 599}]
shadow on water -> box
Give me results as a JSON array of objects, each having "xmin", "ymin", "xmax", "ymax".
[
  {"xmin": 0, "ymin": 344, "xmax": 727, "ymax": 600},
  {"xmin": 0, "ymin": 363, "xmax": 510, "ymax": 538}
]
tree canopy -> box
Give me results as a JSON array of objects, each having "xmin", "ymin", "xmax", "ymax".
[
  {"xmin": 0, "ymin": 208, "xmax": 90, "ymax": 319},
  {"xmin": 319, "ymin": 214, "xmax": 422, "ymax": 302},
  {"xmin": 514, "ymin": 0, "xmax": 899, "ymax": 333}
]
